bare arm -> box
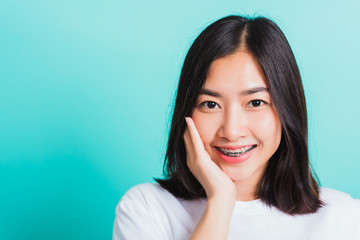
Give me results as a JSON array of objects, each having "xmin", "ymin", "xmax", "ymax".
[
  {"xmin": 190, "ymin": 197, "xmax": 235, "ymax": 239},
  {"xmin": 184, "ymin": 117, "xmax": 236, "ymax": 239}
]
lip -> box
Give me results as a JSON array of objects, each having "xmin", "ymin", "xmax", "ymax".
[{"xmin": 215, "ymin": 145, "xmax": 256, "ymax": 164}]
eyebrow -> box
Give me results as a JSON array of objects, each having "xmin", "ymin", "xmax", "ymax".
[{"xmin": 199, "ymin": 87, "xmax": 268, "ymax": 97}]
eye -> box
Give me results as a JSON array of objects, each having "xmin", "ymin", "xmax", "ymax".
[
  {"xmin": 248, "ymin": 99, "xmax": 266, "ymax": 107},
  {"xmin": 200, "ymin": 101, "xmax": 219, "ymax": 109}
]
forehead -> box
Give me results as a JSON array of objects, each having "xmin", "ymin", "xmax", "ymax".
[{"xmin": 204, "ymin": 51, "xmax": 267, "ymax": 91}]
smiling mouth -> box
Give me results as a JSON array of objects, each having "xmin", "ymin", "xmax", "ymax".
[{"xmin": 215, "ymin": 145, "xmax": 257, "ymax": 157}]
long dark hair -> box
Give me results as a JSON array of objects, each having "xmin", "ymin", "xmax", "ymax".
[{"xmin": 156, "ymin": 15, "xmax": 323, "ymax": 215}]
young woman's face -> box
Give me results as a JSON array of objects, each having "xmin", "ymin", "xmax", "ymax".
[{"xmin": 191, "ymin": 51, "xmax": 282, "ymax": 195}]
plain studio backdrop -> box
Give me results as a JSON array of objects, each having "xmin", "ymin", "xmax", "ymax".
[{"xmin": 0, "ymin": 0, "xmax": 359, "ymax": 239}]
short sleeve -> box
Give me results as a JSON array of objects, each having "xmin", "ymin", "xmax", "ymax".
[{"xmin": 112, "ymin": 186, "xmax": 166, "ymax": 240}]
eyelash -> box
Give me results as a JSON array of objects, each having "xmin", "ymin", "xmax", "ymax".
[
  {"xmin": 199, "ymin": 101, "xmax": 219, "ymax": 109},
  {"xmin": 248, "ymin": 99, "xmax": 267, "ymax": 107},
  {"xmin": 199, "ymin": 99, "xmax": 267, "ymax": 109}
]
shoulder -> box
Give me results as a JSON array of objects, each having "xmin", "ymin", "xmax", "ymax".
[
  {"xmin": 113, "ymin": 183, "xmax": 177, "ymax": 240},
  {"xmin": 120, "ymin": 183, "xmax": 173, "ymax": 205},
  {"xmin": 320, "ymin": 187, "xmax": 359, "ymax": 205},
  {"xmin": 117, "ymin": 182, "xmax": 207, "ymax": 220},
  {"xmin": 113, "ymin": 183, "xmax": 205, "ymax": 239},
  {"xmin": 315, "ymin": 188, "xmax": 360, "ymax": 238},
  {"xmin": 319, "ymin": 187, "xmax": 360, "ymax": 216},
  {"xmin": 116, "ymin": 182, "xmax": 183, "ymax": 217},
  {"xmin": 121, "ymin": 183, "xmax": 159, "ymax": 198}
]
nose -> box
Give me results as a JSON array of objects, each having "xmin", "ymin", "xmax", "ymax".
[{"xmin": 219, "ymin": 107, "xmax": 249, "ymax": 141}]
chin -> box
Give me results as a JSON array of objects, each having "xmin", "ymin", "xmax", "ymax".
[
  {"xmin": 228, "ymin": 174, "xmax": 251, "ymax": 183},
  {"xmin": 221, "ymin": 163, "xmax": 266, "ymax": 185},
  {"xmin": 222, "ymin": 167, "xmax": 250, "ymax": 182}
]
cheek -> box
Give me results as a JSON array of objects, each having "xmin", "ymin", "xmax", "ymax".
[
  {"xmin": 191, "ymin": 112, "xmax": 219, "ymax": 146},
  {"xmin": 248, "ymin": 109, "xmax": 282, "ymax": 144}
]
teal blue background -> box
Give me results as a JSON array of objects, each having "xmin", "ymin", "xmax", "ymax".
[{"xmin": 1, "ymin": 0, "xmax": 359, "ymax": 239}]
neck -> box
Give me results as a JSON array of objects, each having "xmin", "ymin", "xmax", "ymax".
[
  {"xmin": 235, "ymin": 185, "xmax": 258, "ymax": 201},
  {"xmin": 233, "ymin": 176, "xmax": 260, "ymax": 201}
]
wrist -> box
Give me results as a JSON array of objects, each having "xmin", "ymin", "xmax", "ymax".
[
  {"xmin": 207, "ymin": 184, "xmax": 237, "ymax": 202},
  {"xmin": 207, "ymin": 194, "xmax": 236, "ymax": 215}
]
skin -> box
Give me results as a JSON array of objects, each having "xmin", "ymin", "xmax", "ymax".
[{"xmin": 183, "ymin": 51, "xmax": 282, "ymax": 239}]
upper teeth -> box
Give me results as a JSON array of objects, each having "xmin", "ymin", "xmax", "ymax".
[{"xmin": 220, "ymin": 146, "xmax": 252, "ymax": 154}]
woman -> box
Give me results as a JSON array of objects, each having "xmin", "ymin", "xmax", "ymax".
[{"xmin": 113, "ymin": 15, "xmax": 360, "ymax": 239}]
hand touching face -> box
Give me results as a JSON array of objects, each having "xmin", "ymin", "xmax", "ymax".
[{"xmin": 184, "ymin": 117, "xmax": 236, "ymax": 200}]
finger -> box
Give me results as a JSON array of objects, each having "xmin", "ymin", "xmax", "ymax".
[
  {"xmin": 183, "ymin": 127, "xmax": 194, "ymax": 156},
  {"xmin": 185, "ymin": 117, "xmax": 205, "ymax": 153}
]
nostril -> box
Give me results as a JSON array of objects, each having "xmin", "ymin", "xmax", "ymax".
[{"xmin": 220, "ymin": 125, "xmax": 250, "ymax": 141}]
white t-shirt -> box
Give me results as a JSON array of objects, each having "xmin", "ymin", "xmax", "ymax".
[{"xmin": 113, "ymin": 183, "xmax": 360, "ymax": 240}]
